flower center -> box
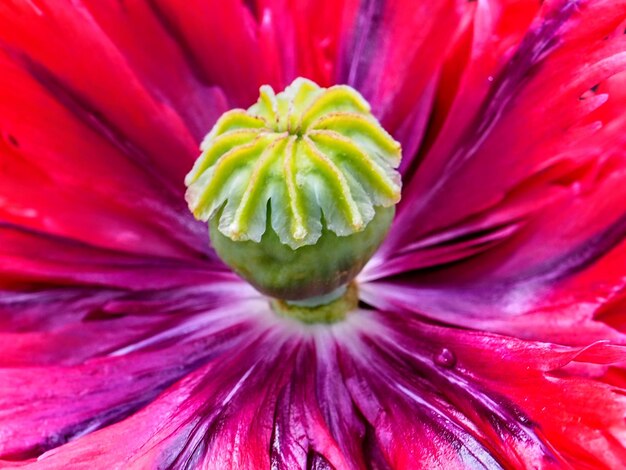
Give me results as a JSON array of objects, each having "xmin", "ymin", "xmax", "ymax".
[
  {"xmin": 271, "ymin": 283, "xmax": 359, "ymax": 324},
  {"xmin": 185, "ymin": 77, "xmax": 402, "ymax": 322}
]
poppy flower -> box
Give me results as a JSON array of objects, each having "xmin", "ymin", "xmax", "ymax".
[{"xmin": 1, "ymin": 0, "xmax": 626, "ymax": 468}]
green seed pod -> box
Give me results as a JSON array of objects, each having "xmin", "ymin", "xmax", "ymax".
[{"xmin": 185, "ymin": 78, "xmax": 401, "ymax": 301}]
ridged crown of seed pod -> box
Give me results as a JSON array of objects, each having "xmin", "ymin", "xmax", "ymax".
[{"xmin": 185, "ymin": 78, "xmax": 402, "ymax": 250}]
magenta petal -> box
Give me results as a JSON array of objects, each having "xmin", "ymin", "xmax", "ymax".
[
  {"xmin": 0, "ymin": 52, "xmax": 207, "ymax": 259},
  {"xmin": 360, "ymin": 160, "xmax": 626, "ymax": 345},
  {"xmin": 0, "ymin": 279, "xmax": 251, "ymax": 367},
  {"xmin": 10, "ymin": 307, "xmax": 291, "ymax": 468},
  {"xmin": 0, "ymin": 226, "xmax": 229, "ymax": 289},
  {"xmin": 383, "ymin": 0, "xmax": 626, "ymax": 258},
  {"xmin": 0, "ymin": 297, "xmax": 262, "ymax": 460},
  {"xmin": 1, "ymin": 1, "xmax": 625, "ymax": 468},
  {"xmin": 340, "ymin": 0, "xmax": 466, "ymax": 160},
  {"xmin": 9, "ymin": 307, "xmax": 625, "ymax": 469},
  {"xmin": 0, "ymin": 315, "xmax": 174, "ymax": 368}
]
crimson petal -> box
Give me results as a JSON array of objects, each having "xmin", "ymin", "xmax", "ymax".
[
  {"xmin": 9, "ymin": 308, "xmax": 625, "ymax": 469},
  {"xmin": 382, "ymin": 0, "xmax": 626, "ymax": 258},
  {"xmin": 0, "ymin": 297, "xmax": 261, "ymax": 460}
]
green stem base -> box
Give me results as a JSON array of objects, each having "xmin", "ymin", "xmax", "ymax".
[{"xmin": 271, "ymin": 283, "xmax": 358, "ymax": 324}]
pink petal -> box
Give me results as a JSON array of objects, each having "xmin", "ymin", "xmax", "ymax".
[
  {"xmin": 340, "ymin": 0, "xmax": 468, "ymax": 160},
  {"xmin": 8, "ymin": 307, "xmax": 625, "ymax": 468},
  {"xmin": 361, "ymin": 152, "xmax": 626, "ymax": 345},
  {"xmin": 256, "ymin": 0, "xmax": 361, "ymax": 88},
  {"xmin": 384, "ymin": 0, "xmax": 626, "ymax": 256},
  {"xmin": 0, "ymin": 226, "xmax": 225, "ymax": 289},
  {"xmin": 341, "ymin": 312, "xmax": 626, "ymax": 468},
  {"xmin": 0, "ymin": 297, "xmax": 262, "ymax": 460},
  {"xmin": 1, "ymin": 1, "xmax": 625, "ymax": 468},
  {"xmin": 0, "ymin": 54, "xmax": 204, "ymax": 259}
]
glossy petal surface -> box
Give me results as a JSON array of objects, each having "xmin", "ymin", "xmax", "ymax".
[{"xmin": 1, "ymin": 0, "xmax": 626, "ymax": 469}]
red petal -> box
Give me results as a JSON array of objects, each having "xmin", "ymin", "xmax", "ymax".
[
  {"xmin": 256, "ymin": 0, "xmax": 361, "ymax": 88},
  {"xmin": 0, "ymin": 1, "xmax": 239, "ymax": 259},
  {"xmin": 0, "ymin": 297, "xmax": 261, "ymax": 460},
  {"xmin": 0, "ymin": 54, "xmax": 204, "ymax": 259},
  {"xmin": 0, "ymin": 226, "xmax": 225, "ymax": 289},
  {"xmin": 362, "ymin": 141, "xmax": 626, "ymax": 345},
  {"xmin": 340, "ymin": 0, "xmax": 467, "ymax": 160},
  {"xmin": 385, "ymin": 0, "xmax": 626, "ymax": 255},
  {"xmin": 8, "ymin": 308, "xmax": 624, "ymax": 468},
  {"xmin": 75, "ymin": 0, "xmax": 230, "ymax": 142},
  {"xmin": 0, "ymin": 0, "xmax": 204, "ymax": 181},
  {"xmin": 147, "ymin": 0, "xmax": 278, "ymax": 105},
  {"xmin": 364, "ymin": 0, "xmax": 626, "ymax": 346}
]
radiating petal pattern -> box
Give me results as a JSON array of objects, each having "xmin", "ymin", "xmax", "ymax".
[
  {"xmin": 362, "ymin": 0, "xmax": 626, "ymax": 343},
  {"xmin": 0, "ymin": 225, "xmax": 227, "ymax": 290},
  {"xmin": 0, "ymin": 295, "xmax": 259, "ymax": 460},
  {"xmin": 388, "ymin": 0, "xmax": 626, "ymax": 250},
  {"xmin": 1, "ymin": 0, "xmax": 626, "ymax": 468},
  {"xmin": 5, "ymin": 308, "xmax": 624, "ymax": 469},
  {"xmin": 0, "ymin": 4, "xmax": 212, "ymax": 259},
  {"xmin": 340, "ymin": 0, "xmax": 468, "ymax": 161}
]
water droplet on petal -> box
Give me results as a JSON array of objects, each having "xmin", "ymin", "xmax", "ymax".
[
  {"xmin": 512, "ymin": 407, "xmax": 533, "ymax": 426},
  {"xmin": 434, "ymin": 348, "xmax": 456, "ymax": 368}
]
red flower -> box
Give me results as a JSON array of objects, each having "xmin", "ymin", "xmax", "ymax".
[{"xmin": 1, "ymin": 0, "xmax": 626, "ymax": 468}]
